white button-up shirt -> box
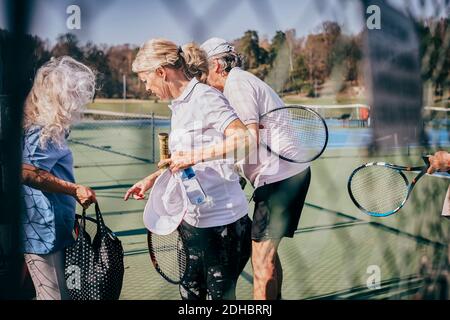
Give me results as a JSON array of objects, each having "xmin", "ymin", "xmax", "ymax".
[
  {"xmin": 224, "ymin": 67, "xmax": 310, "ymax": 188},
  {"xmin": 168, "ymin": 78, "xmax": 248, "ymax": 228}
]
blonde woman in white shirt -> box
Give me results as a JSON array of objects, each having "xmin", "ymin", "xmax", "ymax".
[
  {"xmin": 201, "ymin": 38, "xmax": 312, "ymax": 300},
  {"xmin": 123, "ymin": 39, "xmax": 253, "ymax": 300}
]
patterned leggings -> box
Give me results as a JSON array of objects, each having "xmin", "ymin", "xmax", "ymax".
[
  {"xmin": 24, "ymin": 251, "xmax": 71, "ymax": 300},
  {"xmin": 178, "ymin": 215, "xmax": 252, "ymax": 300}
]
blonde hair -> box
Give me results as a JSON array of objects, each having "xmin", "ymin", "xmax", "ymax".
[
  {"xmin": 132, "ymin": 39, "xmax": 208, "ymax": 83},
  {"xmin": 23, "ymin": 56, "xmax": 96, "ymax": 148}
]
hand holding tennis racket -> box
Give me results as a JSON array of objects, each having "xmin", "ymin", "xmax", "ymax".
[
  {"xmin": 348, "ymin": 156, "xmax": 450, "ymax": 217},
  {"xmin": 259, "ymin": 105, "xmax": 328, "ymax": 163}
]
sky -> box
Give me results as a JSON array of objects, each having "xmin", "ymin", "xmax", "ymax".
[{"xmin": 0, "ymin": 0, "xmax": 448, "ymax": 46}]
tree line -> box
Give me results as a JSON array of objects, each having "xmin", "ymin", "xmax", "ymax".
[{"xmin": 0, "ymin": 19, "xmax": 448, "ymax": 100}]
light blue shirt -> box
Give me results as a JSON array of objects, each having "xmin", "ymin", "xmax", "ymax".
[{"xmin": 22, "ymin": 126, "xmax": 76, "ymax": 254}]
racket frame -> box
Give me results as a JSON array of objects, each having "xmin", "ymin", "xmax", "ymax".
[
  {"xmin": 259, "ymin": 105, "xmax": 329, "ymax": 163},
  {"xmin": 347, "ymin": 160, "xmax": 429, "ymax": 217},
  {"xmin": 146, "ymin": 132, "xmax": 189, "ymax": 285},
  {"xmin": 147, "ymin": 228, "xmax": 189, "ymax": 285}
]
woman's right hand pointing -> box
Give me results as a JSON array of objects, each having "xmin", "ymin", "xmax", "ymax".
[{"xmin": 124, "ymin": 175, "xmax": 157, "ymax": 201}]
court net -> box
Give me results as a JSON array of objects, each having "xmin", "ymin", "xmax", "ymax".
[
  {"xmin": 68, "ymin": 105, "xmax": 448, "ymax": 168},
  {"xmin": 423, "ymin": 107, "xmax": 449, "ymax": 147},
  {"xmin": 302, "ymin": 104, "xmax": 371, "ymax": 128},
  {"xmin": 302, "ymin": 104, "xmax": 448, "ymax": 129},
  {"xmin": 69, "ymin": 110, "xmax": 170, "ymax": 168}
]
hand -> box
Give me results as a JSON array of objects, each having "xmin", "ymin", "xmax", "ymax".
[
  {"xmin": 74, "ymin": 185, "xmax": 97, "ymax": 209},
  {"xmin": 124, "ymin": 175, "xmax": 157, "ymax": 201},
  {"xmin": 427, "ymin": 151, "xmax": 450, "ymax": 174},
  {"xmin": 158, "ymin": 151, "xmax": 199, "ymax": 173},
  {"xmin": 168, "ymin": 150, "xmax": 198, "ymax": 173},
  {"xmin": 158, "ymin": 158, "xmax": 172, "ymax": 169}
]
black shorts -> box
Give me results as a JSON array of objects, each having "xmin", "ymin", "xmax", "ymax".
[
  {"xmin": 251, "ymin": 168, "xmax": 311, "ymax": 241},
  {"xmin": 178, "ymin": 215, "xmax": 252, "ymax": 300}
]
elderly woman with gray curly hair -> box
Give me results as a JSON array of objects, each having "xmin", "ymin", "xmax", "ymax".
[{"xmin": 21, "ymin": 56, "xmax": 97, "ymax": 300}]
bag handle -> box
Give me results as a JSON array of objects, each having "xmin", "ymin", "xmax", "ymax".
[
  {"xmin": 76, "ymin": 203, "xmax": 108, "ymax": 239},
  {"xmin": 94, "ymin": 202, "xmax": 108, "ymax": 235},
  {"xmin": 74, "ymin": 208, "xmax": 88, "ymax": 241}
]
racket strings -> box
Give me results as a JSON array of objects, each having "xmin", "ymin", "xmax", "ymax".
[
  {"xmin": 149, "ymin": 231, "xmax": 187, "ymax": 283},
  {"xmin": 260, "ymin": 108, "xmax": 327, "ymax": 162},
  {"xmin": 350, "ymin": 166, "xmax": 409, "ymax": 215}
]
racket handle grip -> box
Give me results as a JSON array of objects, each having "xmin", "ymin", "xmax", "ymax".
[{"xmin": 158, "ymin": 133, "xmax": 170, "ymax": 168}]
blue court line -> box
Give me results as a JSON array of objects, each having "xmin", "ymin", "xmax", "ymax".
[
  {"xmin": 69, "ymin": 138, "xmax": 153, "ymax": 163},
  {"xmin": 120, "ymin": 220, "xmax": 446, "ymax": 290},
  {"xmin": 294, "ymin": 221, "xmax": 369, "ymax": 233},
  {"xmin": 116, "ymin": 228, "xmax": 147, "ymax": 237},
  {"xmin": 306, "ymin": 274, "xmax": 422, "ymax": 300},
  {"xmin": 92, "ymin": 184, "xmax": 133, "ymax": 190},
  {"xmin": 124, "ymin": 248, "xmax": 149, "ymax": 256},
  {"xmin": 368, "ymin": 221, "xmax": 447, "ymax": 249},
  {"xmin": 116, "ymin": 221, "xmax": 366, "ymax": 238},
  {"xmin": 304, "ymin": 202, "xmax": 360, "ymax": 221},
  {"xmin": 239, "ymin": 270, "xmax": 253, "ymax": 284},
  {"xmin": 123, "ymin": 246, "xmax": 255, "ymax": 284},
  {"xmin": 74, "ymin": 162, "xmax": 147, "ymax": 168},
  {"xmin": 87, "ymin": 208, "xmax": 143, "ymax": 217},
  {"xmin": 95, "ymin": 186, "xmax": 447, "ymax": 290},
  {"xmin": 112, "ymin": 203, "xmax": 446, "ymax": 248},
  {"xmin": 304, "ymin": 202, "xmax": 448, "ymax": 249}
]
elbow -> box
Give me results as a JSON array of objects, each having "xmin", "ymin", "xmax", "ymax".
[
  {"xmin": 21, "ymin": 173, "xmax": 28, "ymax": 185},
  {"xmin": 21, "ymin": 165, "xmax": 30, "ymax": 185},
  {"xmin": 21, "ymin": 164, "xmax": 39, "ymax": 187},
  {"xmin": 21, "ymin": 169, "xmax": 35, "ymax": 187},
  {"xmin": 243, "ymin": 127, "xmax": 257, "ymax": 154},
  {"xmin": 234, "ymin": 129, "xmax": 255, "ymax": 163}
]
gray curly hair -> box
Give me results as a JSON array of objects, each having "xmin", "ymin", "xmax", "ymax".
[
  {"xmin": 209, "ymin": 51, "xmax": 244, "ymax": 73},
  {"xmin": 23, "ymin": 56, "xmax": 96, "ymax": 148}
]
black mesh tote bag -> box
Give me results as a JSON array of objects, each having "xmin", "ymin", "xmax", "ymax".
[{"xmin": 65, "ymin": 203, "xmax": 124, "ymax": 300}]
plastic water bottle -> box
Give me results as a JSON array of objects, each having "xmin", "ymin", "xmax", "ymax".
[{"xmin": 181, "ymin": 167, "xmax": 207, "ymax": 205}]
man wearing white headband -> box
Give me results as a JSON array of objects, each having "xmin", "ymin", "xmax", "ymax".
[{"xmin": 201, "ymin": 37, "xmax": 311, "ymax": 300}]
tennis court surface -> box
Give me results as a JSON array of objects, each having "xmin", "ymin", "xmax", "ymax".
[{"xmin": 71, "ymin": 105, "xmax": 450, "ymax": 300}]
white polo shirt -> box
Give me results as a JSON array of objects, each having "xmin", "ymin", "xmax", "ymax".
[
  {"xmin": 223, "ymin": 67, "xmax": 310, "ymax": 188},
  {"xmin": 168, "ymin": 78, "xmax": 248, "ymax": 228}
]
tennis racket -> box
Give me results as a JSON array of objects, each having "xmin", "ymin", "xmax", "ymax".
[
  {"xmin": 348, "ymin": 156, "xmax": 450, "ymax": 217},
  {"xmin": 147, "ymin": 133, "xmax": 188, "ymax": 284},
  {"xmin": 259, "ymin": 105, "xmax": 328, "ymax": 163},
  {"xmin": 147, "ymin": 228, "xmax": 188, "ymax": 284}
]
